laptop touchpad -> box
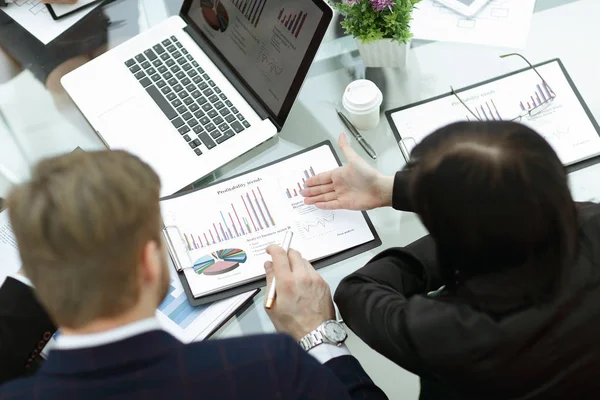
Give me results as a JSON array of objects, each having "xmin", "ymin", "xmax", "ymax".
[{"xmin": 98, "ymin": 96, "xmax": 167, "ymax": 150}]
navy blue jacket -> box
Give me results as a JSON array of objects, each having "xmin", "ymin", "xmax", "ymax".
[
  {"xmin": 0, "ymin": 328, "xmax": 387, "ymax": 399},
  {"xmin": 0, "ymin": 278, "xmax": 55, "ymax": 383}
]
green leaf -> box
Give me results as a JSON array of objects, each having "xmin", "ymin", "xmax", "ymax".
[{"xmin": 330, "ymin": 0, "xmax": 421, "ymax": 44}]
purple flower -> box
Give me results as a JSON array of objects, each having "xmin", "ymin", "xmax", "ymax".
[{"xmin": 369, "ymin": 0, "xmax": 395, "ymax": 11}]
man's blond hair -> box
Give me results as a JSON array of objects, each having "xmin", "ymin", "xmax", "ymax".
[{"xmin": 7, "ymin": 150, "xmax": 162, "ymax": 329}]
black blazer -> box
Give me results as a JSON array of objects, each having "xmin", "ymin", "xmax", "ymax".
[
  {"xmin": 0, "ymin": 277, "xmax": 55, "ymax": 383},
  {"xmin": 335, "ymin": 171, "xmax": 600, "ymax": 399},
  {"xmin": 0, "ymin": 330, "xmax": 387, "ymax": 400}
]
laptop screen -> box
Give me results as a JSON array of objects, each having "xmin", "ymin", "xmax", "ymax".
[{"xmin": 185, "ymin": 0, "xmax": 329, "ymax": 126}]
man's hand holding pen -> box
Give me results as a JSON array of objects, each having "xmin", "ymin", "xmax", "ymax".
[{"xmin": 264, "ymin": 245, "xmax": 336, "ymax": 341}]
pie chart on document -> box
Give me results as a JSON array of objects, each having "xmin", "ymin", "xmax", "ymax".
[
  {"xmin": 201, "ymin": 0, "xmax": 230, "ymax": 32},
  {"xmin": 193, "ymin": 249, "xmax": 248, "ymax": 276}
]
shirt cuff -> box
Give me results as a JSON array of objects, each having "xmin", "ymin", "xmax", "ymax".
[
  {"xmin": 392, "ymin": 170, "xmax": 413, "ymax": 212},
  {"xmin": 8, "ymin": 273, "xmax": 33, "ymax": 287},
  {"xmin": 307, "ymin": 343, "xmax": 351, "ymax": 364}
]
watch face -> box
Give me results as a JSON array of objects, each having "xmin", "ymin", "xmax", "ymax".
[{"xmin": 324, "ymin": 321, "xmax": 347, "ymax": 342}]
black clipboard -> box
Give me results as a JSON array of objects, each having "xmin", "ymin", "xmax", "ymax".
[
  {"xmin": 201, "ymin": 288, "xmax": 259, "ymax": 340},
  {"xmin": 385, "ymin": 58, "xmax": 600, "ymax": 174},
  {"xmin": 46, "ymin": 0, "xmax": 104, "ymax": 20},
  {"xmin": 161, "ymin": 141, "xmax": 382, "ymax": 306}
]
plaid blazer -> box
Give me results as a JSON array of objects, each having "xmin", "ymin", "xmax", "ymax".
[
  {"xmin": 0, "ymin": 278, "xmax": 56, "ymax": 383},
  {"xmin": 0, "ymin": 330, "xmax": 387, "ymax": 400}
]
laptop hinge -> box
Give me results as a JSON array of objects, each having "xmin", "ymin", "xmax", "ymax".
[{"xmin": 182, "ymin": 25, "xmax": 282, "ymax": 131}]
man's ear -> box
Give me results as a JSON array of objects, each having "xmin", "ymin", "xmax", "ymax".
[{"xmin": 140, "ymin": 240, "xmax": 161, "ymax": 284}]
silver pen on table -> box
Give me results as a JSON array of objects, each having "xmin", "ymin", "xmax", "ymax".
[{"xmin": 335, "ymin": 109, "xmax": 377, "ymax": 160}]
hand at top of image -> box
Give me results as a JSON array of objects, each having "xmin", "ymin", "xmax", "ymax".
[
  {"xmin": 301, "ymin": 133, "xmax": 394, "ymax": 211},
  {"xmin": 263, "ymin": 245, "xmax": 335, "ymax": 341},
  {"xmin": 41, "ymin": 0, "xmax": 77, "ymax": 4}
]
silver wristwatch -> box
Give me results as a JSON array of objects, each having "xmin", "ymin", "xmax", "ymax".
[{"xmin": 298, "ymin": 320, "xmax": 348, "ymax": 351}]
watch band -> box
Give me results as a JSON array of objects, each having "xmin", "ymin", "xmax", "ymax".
[{"xmin": 299, "ymin": 330, "xmax": 324, "ymax": 351}]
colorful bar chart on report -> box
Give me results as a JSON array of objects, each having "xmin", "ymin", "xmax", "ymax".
[
  {"xmin": 278, "ymin": 7, "xmax": 307, "ymax": 38},
  {"xmin": 465, "ymin": 99, "xmax": 502, "ymax": 121},
  {"xmin": 231, "ymin": 0, "xmax": 267, "ymax": 27},
  {"xmin": 285, "ymin": 167, "xmax": 316, "ymax": 198},
  {"xmin": 158, "ymin": 282, "xmax": 208, "ymax": 329},
  {"xmin": 520, "ymin": 81, "xmax": 554, "ymax": 111},
  {"xmin": 183, "ymin": 187, "xmax": 276, "ymax": 250}
]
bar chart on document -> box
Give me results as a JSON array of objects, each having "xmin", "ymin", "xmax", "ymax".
[
  {"xmin": 158, "ymin": 280, "xmax": 208, "ymax": 330},
  {"xmin": 462, "ymin": 81, "xmax": 554, "ymax": 121},
  {"xmin": 155, "ymin": 268, "xmax": 256, "ymax": 342},
  {"xmin": 278, "ymin": 165, "xmax": 339, "ymax": 241},
  {"xmin": 389, "ymin": 61, "xmax": 600, "ymax": 166},
  {"xmin": 160, "ymin": 144, "xmax": 375, "ymax": 297},
  {"xmin": 181, "ymin": 186, "xmax": 276, "ymax": 250}
]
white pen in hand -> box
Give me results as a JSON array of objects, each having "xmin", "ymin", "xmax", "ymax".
[{"xmin": 265, "ymin": 230, "xmax": 294, "ymax": 309}]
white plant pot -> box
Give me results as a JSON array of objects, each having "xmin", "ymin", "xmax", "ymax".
[{"xmin": 355, "ymin": 38, "xmax": 410, "ymax": 68}]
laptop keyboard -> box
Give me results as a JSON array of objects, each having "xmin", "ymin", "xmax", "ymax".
[{"xmin": 125, "ymin": 35, "xmax": 251, "ymax": 157}]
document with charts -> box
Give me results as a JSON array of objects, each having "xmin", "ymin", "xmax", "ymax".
[
  {"xmin": 160, "ymin": 143, "xmax": 378, "ymax": 299},
  {"xmin": 411, "ymin": 0, "xmax": 536, "ymax": 48},
  {"xmin": 569, "ymin": 164, "xmax": 600, "ymax": 203},
  {"xmin": 155, "ymin": 263, "xmax": 257, "ymax": 343},
  {"xmin": 0, "ymin": 210, "xmax": 21, "ymax": 287},
  {"xmin": 387, "ymin": 59, "xmax": 600, "ymax": 167},
  {"xmin": 2, "ymin": 0, "xmax": 101, "ymax": 45}
]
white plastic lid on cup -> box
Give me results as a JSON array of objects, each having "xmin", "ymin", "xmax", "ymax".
[
  {"xmin": 342, "ymin": 79, "xmax": 383, "ymax": 115},
  {"xmin": 342, "ymin": 80, "xmax": 383, "ymax": 130}
]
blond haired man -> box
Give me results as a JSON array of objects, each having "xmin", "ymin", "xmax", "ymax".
[{"xmin": 0, "ymin": 150, "xmax": 386, "ymax": 400}]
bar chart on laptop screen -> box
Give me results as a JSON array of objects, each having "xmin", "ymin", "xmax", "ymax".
[
  {"xmin": 230, "ymin": 0, "xmax": 267, "ymax": 27},
  {"xmin": 278, "ymin": 7, "xmax": 308, "ymax": 38}
]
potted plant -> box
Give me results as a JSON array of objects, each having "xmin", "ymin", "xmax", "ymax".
[{"xmin": 330, "ymin": 0, "xmax": 420, "ymax": 68}]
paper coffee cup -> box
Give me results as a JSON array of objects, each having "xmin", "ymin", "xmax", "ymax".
[{"xmin": 342, "ymin": 79, "xmax": 383, "ymax": 131}]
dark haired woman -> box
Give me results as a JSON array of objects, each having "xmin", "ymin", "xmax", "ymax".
[{"xmin": 303, "ymin": 122, "xmax": 600, "ymax": 399}]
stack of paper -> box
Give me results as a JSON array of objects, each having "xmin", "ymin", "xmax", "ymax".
[
  {"xmin": 0, "ymin": 210, "xmax": 20, "ymax": 286},
  {"xmin": 411, "ymin": 0, "xmax": 536, "ymax": 48},
  {"xmin": 1, "ymin": 0, "xmax": 102, "ymax": 45}
]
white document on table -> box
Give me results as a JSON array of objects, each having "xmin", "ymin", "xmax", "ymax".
[
  {"xmin": 0, "ymin": 210, "xmax": 21, "ymax": 286},
  {"xmin": 161, "ymin": 144, "xmax": 376, "ymax": 298},
  {"xmin": 156, "ymin": 261, "xmax": 256, "ymax": 343},
  {"xmin": 389, "ymin": 60, "xmax": 600, "ymax": 167},
  {"xmin": 2, "ymin": 0, "xmax": 101, "ymax": 45},
  {"xmin": 411, "ymin": 0, "xmax": 536, "ymax": 48},
  {"xmin": 569, "ymin": 164, "xmax": 600, "ymax": 203},
  {"xmin": 48, "ymin": 0, "xmax": 99, "ymax": 18}
]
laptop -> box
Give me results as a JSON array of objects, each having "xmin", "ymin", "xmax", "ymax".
[{"xmin": 62, "ymin": 0, "xmax": 332, "ymax": 197}]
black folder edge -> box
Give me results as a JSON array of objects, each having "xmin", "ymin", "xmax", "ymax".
[
  {"xmin": 385, "ymin": 58, "xmax": 600, "ymax": 174},
  {"xmin": 161, "ymin": 141, "xmax": 382, "ymax": 306},
  {"xmin": 202, "ymin": 288, "xmax": 260, "ymax": 340},
  {"xmin": 46, "ymin": 0, "xmax": 105, "ymax": 21}
]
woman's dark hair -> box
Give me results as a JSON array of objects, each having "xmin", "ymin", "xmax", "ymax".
[{"xmin": 409, "ymin": 121, "xmax": 578, "ymax": 298}]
